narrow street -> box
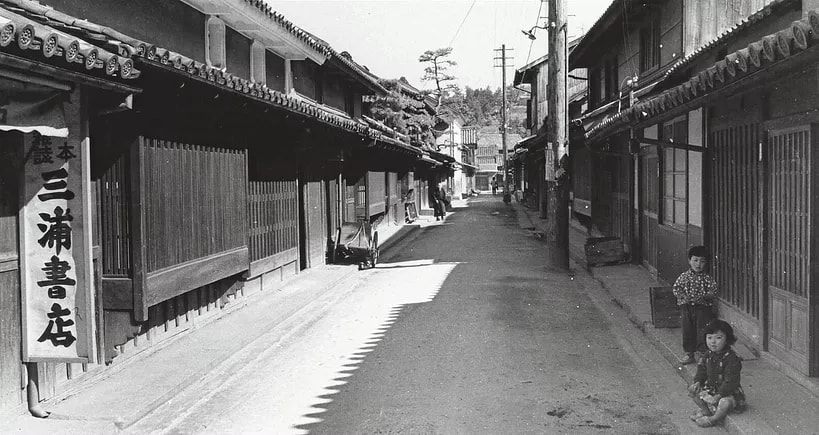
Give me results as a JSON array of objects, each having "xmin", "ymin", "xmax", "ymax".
[{"xmin": 129, "ymin": 197, "xmax": 704, "ymax": 434}]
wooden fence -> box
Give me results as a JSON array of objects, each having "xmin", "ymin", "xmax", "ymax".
[
  {"xmin": 248, "ymin": 180, "xmax": 299, "ymax": 277},
  {"xmin": 709, "ymin": 123, "xmax": 762, "ymax": 318},
  {"xmin": 97, "ymin": 152, "xmax": 131, "ymax": 276},
  {"xmin": 142, "ymin": 139, "xmax": 247, "ymax": 272}
]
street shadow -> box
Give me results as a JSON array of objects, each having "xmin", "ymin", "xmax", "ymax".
[
  {"xmin": 286, "ymin": 198, "xmax": 570, "ymax": 434},
  {"xmin": 280, "ymin": 257, "xmax": 456, "ymax": 434}
]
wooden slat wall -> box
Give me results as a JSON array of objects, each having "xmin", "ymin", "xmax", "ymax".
[
  {"xmin": 387, "ymin": 172, "xmax": 399, "ymax": 225},
  {"xmin": 248, "ymin": 180, "xmax": 298, "ymax": 262},
  {"xmin": 612, "ymin": 154, "xmax": 631, "ymax": 249},
  {"xmin": 367, "ymin": 171, "xmax": 386, "ymax": 217},
  {"xmin": 142, "ymin": 139, "xmax": 247, "ymax": 273},
  {"xmin": 327, "ymin": 178, "xmax": 339, "ymax": 236},
  {"xmin": 709, "ymin": 123, "xmax": 762, "ymax": 318},
  {"xmin": 768, "ymin": 127, "xmax": 811, "ymax": 298},
  {"xmin": 641, "ymin": 147, "xmax": 659, "ymax": 270},
  {"xmin": 97, "ymin": 152, "xmax": 131, "ymax": 276},
  {"xmin": 303, "ymin": 180, "xmax": 328, "ymax": 268}
]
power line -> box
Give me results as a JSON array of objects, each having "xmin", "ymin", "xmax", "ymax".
[
  {"xmin": 524, "ymin": 0, "xmax": 546, "ymax": 68},
  {"xmin": 448, "ymin": 0, "xmax": 478, "ymax": 47}
]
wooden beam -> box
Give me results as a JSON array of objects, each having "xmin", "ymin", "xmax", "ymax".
[
  {"xmin": 247, "ymin": 247, "xmax": 298, "ymax": 279},
  {"xmin": 0, "ymin": 52, "xmax": 141, "ymax": 93},
  {"xmin": 129, "ymin": 136, "xmax": 148, "ymax": 321},
  {"xmin": 145, "ymin": 247, "xmax": 249, "ymax": 306},
  {"xmin": 634, "ymin": 137, "xmax": 704, "ymax": 152}
]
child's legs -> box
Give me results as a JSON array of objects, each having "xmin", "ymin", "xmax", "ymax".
[
  {"xmin": 681, "ymin": 305, "xmax": 698, "ymax": 353},
  {"xmin": 694, "ymin": 305, "xmax": 716, "ymax": 352},
  {"xmin": 691, "ymin": 394, "xmax": 712, "ymax": 416},
  {"xmin": 709, "ymin": 397, "xmax": 736, "ymax": 423}
]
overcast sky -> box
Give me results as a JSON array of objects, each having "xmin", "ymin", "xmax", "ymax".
[{"xmin": 268, "ymin": 0, "xmax": 613, "ymax": 91}]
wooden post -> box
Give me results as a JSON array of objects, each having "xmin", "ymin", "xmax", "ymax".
[
  {"xmin": 501, "ymin": 44, "xmax": 508, "ymax": 190},
  {"xmin": 546, "ymin": 0, "xmax": 569, "ymax": 270}
]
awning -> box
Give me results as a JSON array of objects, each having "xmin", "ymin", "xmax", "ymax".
[
  {"xmin": 428, "ymin": 149, "xmax": 456, "ymax": 163},
  {"xmin": 515, "ymin": 132, "xmax": 547, "ymax": 152},
  {"xmin": 418, "ymin": 154, "xmax": 439, "ymax": 166}
]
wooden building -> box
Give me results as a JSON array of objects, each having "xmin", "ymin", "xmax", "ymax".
[
  {"xmin": 572, "ymin": 0, "xmax": 819, "ymax": 378},
  {"xmin": 0, "ymin": 0, "xmax": 427, "ymax": 416},
  {"xmin": 512, "ymin": 42, "xmax": 587, "ymax": 218}
]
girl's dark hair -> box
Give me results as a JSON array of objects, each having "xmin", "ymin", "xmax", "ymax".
[
  {"xmin": 704, "ymin": 319, "xmax": 737, "ymax": 345},
  {"xmin": 688, "ymin": 245, "xmax": 709, "ymax": 259}
]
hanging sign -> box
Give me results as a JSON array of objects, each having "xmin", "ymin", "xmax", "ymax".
[
  {"xmin": 20, "ymin": 131, "xmax": 93, "ymax": 362},
  {"xmin": 544, "ymin": 142, "xmax": 555, "ymax": 181}
]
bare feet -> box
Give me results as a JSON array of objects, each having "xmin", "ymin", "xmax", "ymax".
[{"xmin": 695, "ymin": 416, "xmax": 714, "ymax": 427}]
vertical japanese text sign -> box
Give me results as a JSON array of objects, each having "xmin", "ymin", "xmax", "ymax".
[{"xmin": 21, "ymin": 131, "xmax": 92, "ymax": 362}]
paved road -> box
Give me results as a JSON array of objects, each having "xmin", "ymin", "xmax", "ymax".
[{"xmin": 131, "ymin": 196, "xmax": 706, "ymax": 434}]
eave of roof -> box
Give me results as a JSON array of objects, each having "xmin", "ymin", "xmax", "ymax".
[
  {"xmin": 570, "ymin": 0, "xmax": 641, "ymax": 66},
  {"xmin": 0, "ymin": 0, "xmax": 411, "ymax": 146},
  {"xmin": 662, "ymin": 0, "xmax": 797, "ymax": 82},
  {"xmin": 0, "ymin": 4, "xmax": 140, "ymax": 80},
  {"xmin": 428, "ymin": 149, "xmax": 456, "ymax": 163},
  {"xmin": 585, "ymin": 8, "xmax": 819, "ymax": 142}
]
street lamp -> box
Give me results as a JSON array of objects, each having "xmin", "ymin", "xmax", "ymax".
[{"xmin": 521, "ymin": 24, "xmax": 547, "ymax": 40}]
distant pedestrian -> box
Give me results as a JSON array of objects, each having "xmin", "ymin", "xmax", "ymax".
[
  {"xmin": 673, "ymin": 245, "xmax": 718, "ymax": 365},
  {"xmin": 491, "ymin": 177, "xmax": 498, "ymax": 195},
  {"xmin": 432, "ymin": 184, "xmax": 445, "ymax": 221},
  {"xmin": 687, "ymin": 319, "xmax": 746, "ymax": 427}
]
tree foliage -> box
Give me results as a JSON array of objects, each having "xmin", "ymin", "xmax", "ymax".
[
  {"xmin": 437, "ymin": 85, "xmax": 528, "ymax": 136},
  {"xmin": 419, "ymin": 47, "xmax": 458, "ymax": 110},
  {"xmin": 369, "ymin": 80, "xmax": 436, "ymax": 149}
]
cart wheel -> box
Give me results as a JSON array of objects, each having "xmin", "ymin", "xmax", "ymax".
[
  {"xmin": 358, "ymin": 262, "xmax": 364, "ymax": 270},
  {"xmin": 369, "ymin": 233, "xmax": 379, "ymax": 268}
]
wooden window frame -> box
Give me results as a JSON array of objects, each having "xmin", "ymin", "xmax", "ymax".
[
  {"xmin": 588, "ymin": 66, "xmax": 601, "ymax": 108},
  {"xmin": 659, "ymin": 118, "xmax": 688, "ymax": 231},
  {"xmin": 605, "ymin": 56, "xmax": 619, "ymax": 103},
  {"xmin": 639, "ymin": 14, "xmax": 660, "ymax": 73}
]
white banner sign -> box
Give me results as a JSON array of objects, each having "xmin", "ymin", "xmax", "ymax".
[{"xmin": 21, "ymin": 132, "xmax": 91, "ymax": 362}]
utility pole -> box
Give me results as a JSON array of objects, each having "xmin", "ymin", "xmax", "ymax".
[
  {"xmin": 493, "ymin": 45, "xmax": 514, "ymax": 202},
  {"xmin": 546, "ymin": 0, "xmax": 569, "ymax": 269}
]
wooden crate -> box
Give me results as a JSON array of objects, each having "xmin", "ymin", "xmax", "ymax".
[
  {"xmin": 650, "ymin": 286, "xmax": 681, "ymax": 328},
  {"xmin": 584, "ymin": 236, "xmax": 626, "ymax": 266}
]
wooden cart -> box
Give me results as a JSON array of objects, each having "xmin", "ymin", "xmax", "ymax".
[{"xmin": 333, "ymin": 221, "xmax": 379, "ymax": 270}]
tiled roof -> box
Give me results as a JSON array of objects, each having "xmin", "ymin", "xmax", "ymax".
[
  {"xmin": 663, "ymin": 0, "xmax": 797, "ymax": 81},
  {"xmin": 0, "ymin": 0, "xmax": 408, "ymax": 143},
  {"xmin": 0, "ymin": 4, "xmax": 139, "ymax": 79},
  {"xmin": 477, "ymin": 131, "xmax": 522, "ymax": 148},
  {"xmin": 585, "ymin": 8, "xmax": 819, "ymax": 142}
]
